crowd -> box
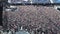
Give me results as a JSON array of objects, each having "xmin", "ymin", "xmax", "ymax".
[{"xmin": 2, "ymin": 5, "xmax": 60, "ymax": 34}]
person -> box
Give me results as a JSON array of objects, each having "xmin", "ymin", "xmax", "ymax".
[{"xmin": 0, "ymin": 2, "xmax": 3, "ymax": 26}]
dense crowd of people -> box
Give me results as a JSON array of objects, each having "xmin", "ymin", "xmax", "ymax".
[{"xmin": 2, "ymin": 5, "xmax": 60, "ymax": 34}]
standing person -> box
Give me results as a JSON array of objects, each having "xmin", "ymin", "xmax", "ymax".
[{"xmin": 0, "ymin": 1, "xmax": 3, "ymax": 26}]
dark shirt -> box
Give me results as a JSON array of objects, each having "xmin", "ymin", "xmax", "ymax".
[{"xmin": 0, "ymin": 4, "xmax": 3, "ymax": 26}]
